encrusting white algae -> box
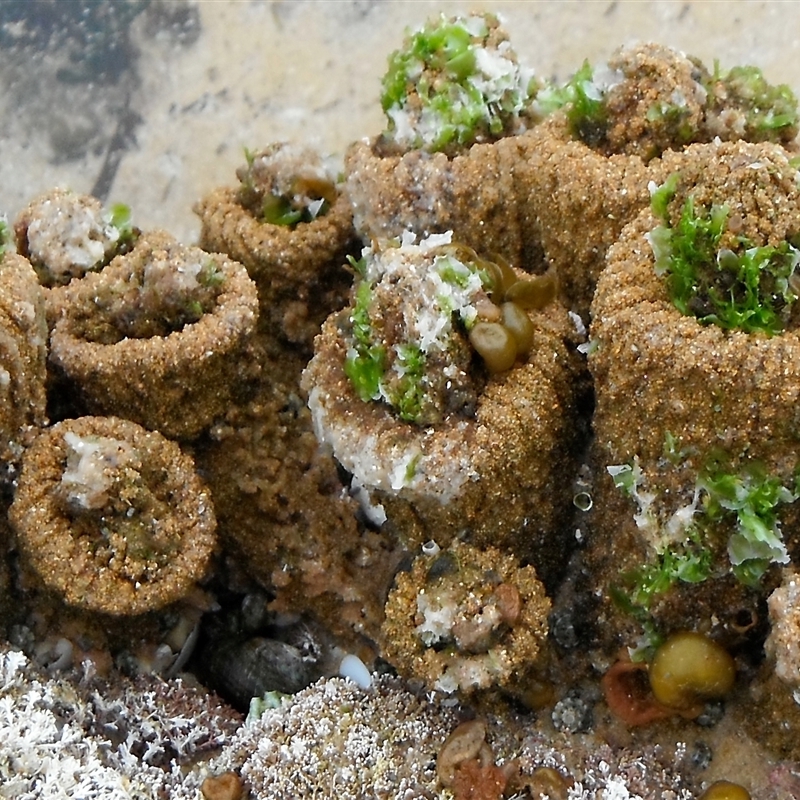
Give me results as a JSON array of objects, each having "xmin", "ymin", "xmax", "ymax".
[{"xmin": 5, "ymin": 8, "xmax": 800, "ymax": 799}]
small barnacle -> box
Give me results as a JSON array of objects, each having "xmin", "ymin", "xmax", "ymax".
[
  {"xmin": 551, "ymin": 694, "xmax": 593, "ymax": 733},
  {"xmin": 690, "ymin": 740, "xmax": 714, "ymax": 770}
]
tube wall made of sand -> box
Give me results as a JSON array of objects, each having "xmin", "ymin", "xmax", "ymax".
[
  {"xmin": 304, "ymin": 301, "xmax": 585, "ymax": 592},
  {"xmin": 48, "ymin": 231, "xmax": 259, "ymax": 440},
  {"xmin": 584, "ymin": 140, "xmax": 800, "ymax": 653},
  {"xmin": 345, "ymin": 133, "xmax": 546, "ymax": 275},
  {"xmin": 195, "ymin": 186, "xmax": 355, "ymax": 352}
]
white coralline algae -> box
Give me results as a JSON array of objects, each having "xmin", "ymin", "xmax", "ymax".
[
  {"xmin": 0, "ymin": 645, "xmax": 240, "ymax": 800},
  {"xmin": 0, "ymin": 644, "xmax": 696, "ymax": 799}
]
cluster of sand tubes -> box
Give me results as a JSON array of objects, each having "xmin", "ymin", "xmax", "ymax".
[{"xmin": 4, "ymin": 11, "xmax": 800, "ymax": 798}]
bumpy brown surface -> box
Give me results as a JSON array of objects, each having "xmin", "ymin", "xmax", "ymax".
[
  {"xmin": 591, "ymin": 140, "xmax": 800, "ymax": 472},
  {"xmin": 0, "ymin": 252, "xmax": 48, "ymax": 476},
  {"xmin": 522, "ymin": 112, "xmax": 663, "ymax": 319},
  {"xmin": 733, "ymin": 569, "xmax": 800, "ymax": 760},
  {"xmin": 524, "ymin": 43, "xmax": 800, "ymax": 321},
  {"xmin": 48, "ymin": 231, "xmax": 259, "ymax": 440},
  {"xmin": 344, "ymin": 133, "xmax": 546, "ymax": 274},
  {"xmin": 303, "ymin": 302, "xmax": 586, "ymax": 592},
  {"xmin": 381, "ymin": 541, "xmax": 551, "ymax": 698},
  {"xmin": 195, "ymin": 349, "xmax": 405, "ymax": 647},
  {"xmin": 9, "ymin": 416, "xmax": 217, "ymax": 616},
  {"xmin": 602, "ymin": 43, "xmax": 710, "ymax": 160},
  {"xmin": 194, "ymin": 186, "xmax": 355, "ymax": 352}
]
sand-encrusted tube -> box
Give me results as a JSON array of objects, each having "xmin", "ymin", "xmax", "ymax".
[
  {"xmin": 525, "ymin": 43, "xmax": 799, "ymax": 319},
  {"xmin": 48, "ymin": 231, "xmax": 258, "ymax": 440},
  {"xmin": 583, "ymin": 140, "xmax": 800, "ymax": 656},
  {"xmin": 591, "ymin": 140, "xmax": 800, "ymax": 469},
  {"xmin": 9, "ymin": 416, "xmax": 216, "ymax": 616},
  {"xmin": 0, "ymin": 251, "xmax": 48, "ymax": 479},
  {"xmin": 14, "ymin": 188, "xmax": 137, "ymax": 289},
  {"xmin": 302, "ymin": 232, "xmax": 584, "ymax": 590},
  {"xmin": 521, "ymin": 112, "xmax": 660, "ymax": 319},
  {"xmin": 194, "ymin": 143, "xmax": 355, "ymax": 352},
  {"xmin": 381, "ymin": 541, "xmax": 551, "ymax": 697},
  {"xmin": 345, "ymin": 133, "xmax": 545, "ymax": 274},
  {"xmin": 196, "ymin": 349, "xmax": 406, "ymax": 648},
  {"xmin": 345, "ymin": 11, "xmax": 545, "ymax": 273},
  {"xmin": 14, "ymin": 188, "xmax": 139, "ymax": 329}
]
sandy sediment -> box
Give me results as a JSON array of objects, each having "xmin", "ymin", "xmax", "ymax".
[{"xmin": 345, "ymin": 133, "xmax": 547, "ymax": 274}]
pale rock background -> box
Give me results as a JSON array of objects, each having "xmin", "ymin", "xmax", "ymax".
[{"xmin": 1, "ymin": 0, "xmax": 797, "ymax": 242}]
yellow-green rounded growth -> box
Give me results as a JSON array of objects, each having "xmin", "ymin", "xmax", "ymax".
[
  {"xmin": 469, "ymin": 321, "xmax": 517, "ymax": 373},
  {"xmin": 698, "ymin": 780, "xmax": 751, "ymax": 800},
  {"xmin": 648, "ymin": 630, "xmax": 735, "ymax": 712}
]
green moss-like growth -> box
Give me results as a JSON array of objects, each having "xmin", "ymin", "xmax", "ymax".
[
  {"xmin": 648, "ymin": 179, "xmax": 800, "ymax": 335},
  {"xmin": 108, "ymin": 203, "xmax": 137, "ymax": 250},
  {"xmin": 611, "ymin": 455, "xmax": 797, "ymax": 657},
  {"xmin": 700, "ymin": 459, "xmax": 796, "ymax": 586},
  {"xmin": 237, "ymin": 145, "xmax": 336, "ymax": 228},
  {"xmin": 385, "ymin": 343, "xmax": 428, "ymax": 423},
  {"xmin": 537, "ymin": 60, "xmax": 609, "ymax": 147},
  {"xmin": 343, "ymin": 281, "xmax": 386, "ymax": 403},
  {"xmin": 0, "ymin": 218, "xmax": 9, "ymax": 257},
  {"xmin": 707, "ymin": 61, "xmax": 799, "ymax": 142},
  {"xmin": 380, "ymin": 13, "xmax": 536, "ymax": 154}
]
